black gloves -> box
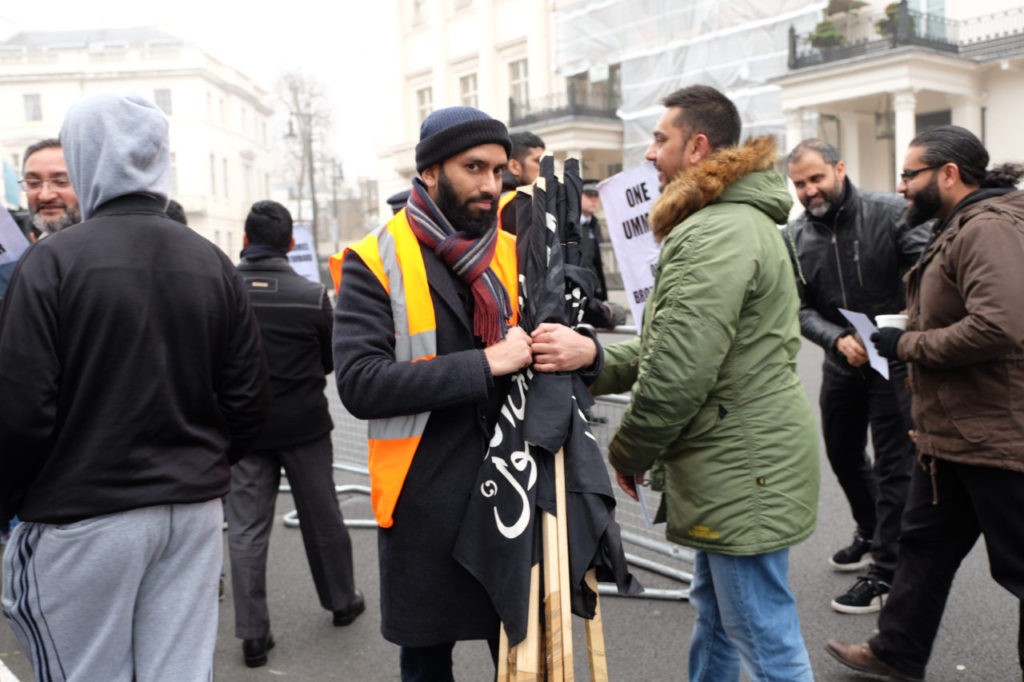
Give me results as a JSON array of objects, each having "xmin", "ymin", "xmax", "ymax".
[{"xmin": 870, "ymin": 327, "xmax": 905, "ymax": 360}]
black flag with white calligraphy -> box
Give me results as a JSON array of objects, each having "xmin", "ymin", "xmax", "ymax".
[{"xmin": 453, "ymin": 157, "xmax": 640, "ymax": 646}]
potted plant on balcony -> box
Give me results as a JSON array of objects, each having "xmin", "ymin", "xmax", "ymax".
[
  {"xmin": 877, "ymin": 1, "xmax": 913, "ymax": 41},
  {"xmin": 809, "ymin": 19, "xmax": 846, "ymax": 49}
]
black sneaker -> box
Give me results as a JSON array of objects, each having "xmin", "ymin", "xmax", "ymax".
[
  {"xmin": 829, "ymin": 532, "xmax": 873, "ymax": 571},
  {"xmin": 831, "ymin": 576, "xmax": 890, "ymax": 614}
]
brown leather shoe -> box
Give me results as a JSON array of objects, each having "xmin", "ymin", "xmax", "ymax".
[{"xmin": 824, "ymin": 640, "xmax": 923, "ymax": 681}]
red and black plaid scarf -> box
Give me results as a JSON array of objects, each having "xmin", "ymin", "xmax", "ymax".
[{"xmin": 405, "ymin": 179, "xmax": 512, "ymax": 345}]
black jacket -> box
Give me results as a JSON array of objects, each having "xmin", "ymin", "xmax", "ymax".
[
  {"xmin": 334, "ymin": 239, "xmax": 601, "ymax": 647},
  {"xmin": 0, "ymin": 195, "xmax": 270, "ymax": 522},
  {"xmin": 238, "ymin": 255, "xmax": 333, "ymax": 450},
  {"xmin": 785, "ymin": 179, "xmax": 930, "ymax": 373}
]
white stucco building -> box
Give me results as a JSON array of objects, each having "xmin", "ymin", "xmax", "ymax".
[
  {"xmin": 376, "ymin": 0, "xmax": 625, "ymax": 208},
  {"xmin": 378, "ymin": 0, "xmax": 1023, "ymax": 205},
  {"xmin": 0, "ymin": 27, "xmax": 274, "ymax": 255}
]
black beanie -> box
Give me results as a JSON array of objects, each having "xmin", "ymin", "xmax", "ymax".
[{"xmin": 415, "ymin": 106, "xmax": 512, "ymax": 173}]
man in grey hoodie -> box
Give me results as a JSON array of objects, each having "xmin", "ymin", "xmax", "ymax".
[{"xmin": 0, "ymin": 92, "xmax": 269, "ymax": 681}]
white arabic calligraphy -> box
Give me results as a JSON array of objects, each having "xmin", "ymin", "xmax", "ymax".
[{"xmin": 484, "ymin": 445, "xmax": 537, "ymax": 539}]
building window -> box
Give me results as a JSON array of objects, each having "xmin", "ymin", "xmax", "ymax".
[
  {"xmin": 222, "ymin": 158, "xmax": 229, "ymax": 198},
  {"xmin": 459, "ymin": 74, "xmax": 478, "ymax": 108},
  {"xmin": 509, "ymin": 59, "xmax": 529, "ymax": 111},
  {"xmin": 416, "ymin": 86, "xmax": 433, "ymax": 124},
  {"xmin": 24, "ymin": 94, "xmax": 42, "ymax": 121},
  {"xmin": 154, "ymin": 88, "xmax": 173, "ymax": 115},
  {"xmin": 210, "ymin": 153, "xmax": 217, "ymax": 196}
]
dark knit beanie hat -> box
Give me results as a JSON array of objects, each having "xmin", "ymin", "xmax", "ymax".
[{"xmin": 415, "ymin": 106, "xmax": 512, "ymax": 173}]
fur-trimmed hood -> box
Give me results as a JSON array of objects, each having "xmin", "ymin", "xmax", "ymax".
[{"xmin": 650, "ymin": 135, "xmax": 790, "ymax": 241}]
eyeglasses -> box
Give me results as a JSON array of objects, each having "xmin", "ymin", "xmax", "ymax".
[
  {"xmin": 19, "ymin": 176, "xmax": 72, "ymax": 192},
  {"xmin": 899, "ymin": 165, "xmax": 942, "ymax": 182}
]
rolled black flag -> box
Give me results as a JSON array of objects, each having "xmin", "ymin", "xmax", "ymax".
[{"xmin": 453, "ymin": 157, "xmax": 641, "ymax": 646}]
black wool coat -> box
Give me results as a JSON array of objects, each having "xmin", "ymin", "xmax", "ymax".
[{"xmin": 333, "ymin": 241, "xmax": 511, "ymax": 647}]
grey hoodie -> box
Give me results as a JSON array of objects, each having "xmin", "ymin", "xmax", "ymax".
[{"xmin": 60, "ymin": 92, "xmax": 171, "ymax": 219}]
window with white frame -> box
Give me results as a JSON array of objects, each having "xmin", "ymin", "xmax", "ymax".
[
  {"xmin": 459, "ymin": 73, "xmax": 478, "ymax": 108},
  {"xmin": 24, "ymin": 94, "xmax": 42, "ymax": 121},
  {"xmin": 154, "ymin": 88, "xmax": 173, "ymax": 115},
  {"xmin": 416, "ymin": 86, "xmax": 433, "ymax": 124},
  {"xmin": 509, "ymin": 59, "xmax": 529, "ymax": 110}
]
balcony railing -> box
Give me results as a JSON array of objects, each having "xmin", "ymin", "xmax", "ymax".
[
  {"xmin": 789, "ymin": 1, "xmax": 1024, "ymax": 69},
  {"xmin": 509, "ymin": 90, "xmax": 619, "ymax": 128}
]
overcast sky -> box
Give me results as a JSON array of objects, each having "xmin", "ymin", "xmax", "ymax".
[{"xmin": 1, "ymin": 2, "xmax": 400, "ymax": 177}]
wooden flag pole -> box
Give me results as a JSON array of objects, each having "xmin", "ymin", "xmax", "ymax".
[
  {"xmin": 542, "ymin": 507, "xmax": 565, "ymax": 679},
  {"xmin": 515, "ymin": 562, "xmax": 544, "ymax": 681},
  {"xmin": 498, "ymin": 623, "xmax": 511, "ymax": 682},
  {"xmin": 583, "ymin": 568, "xmax": 609, "ymax": 682},
  {"xmin": 553, "ymin": 446, "xmax": 575, "ymax": 681}
]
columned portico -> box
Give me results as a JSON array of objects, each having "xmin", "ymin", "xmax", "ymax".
[
  {"xmin": 892, "ymin": 89, "xmax": 916, "ymax": 181},
  {"xmin": 773, "ymin": 51, "xmax": 984, "ymax": 192}
]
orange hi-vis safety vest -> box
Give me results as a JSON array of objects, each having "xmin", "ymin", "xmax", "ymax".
[
  {"xmin": 334, "ymin": 209, "xmax": 519, "ymax": 528},
  {"xmin": 496, "ymin": 190, "xmax": 518, "ymax": 233}
]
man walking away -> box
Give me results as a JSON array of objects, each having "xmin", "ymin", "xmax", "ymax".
[{"xmin": 228, "ymin": 200, "xmax": 364, "ymax": 668}]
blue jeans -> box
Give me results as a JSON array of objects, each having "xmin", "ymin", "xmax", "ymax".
[{"xmin": 689, "ymin": 548, "xmax": 813, "ymax": 682}]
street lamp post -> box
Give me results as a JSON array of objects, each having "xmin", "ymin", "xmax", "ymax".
[{"xmin": 287, "ymin": 112, "xmax": 320, "ymax": 274}]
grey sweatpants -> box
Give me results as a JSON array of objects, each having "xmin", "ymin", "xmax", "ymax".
[{"xmin": 2, "ymin": 500, "xmax": 222, "ymax": 682}]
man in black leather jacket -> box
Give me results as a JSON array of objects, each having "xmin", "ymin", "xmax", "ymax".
[
  {"xmin": 227, "ymin": 200, "xmax": 364, "ymax": 667},
  {"xmin": 785, "ymin": 139, "xmax": 929, "ymax": 615}
]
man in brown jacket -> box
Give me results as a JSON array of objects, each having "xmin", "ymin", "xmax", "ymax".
[{"xmin": 825, "ymin": 125, "xmax": 1024, "ymax": 680}]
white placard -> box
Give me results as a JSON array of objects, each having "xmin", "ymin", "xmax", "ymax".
[
  {"xmin": 838, "ymin": 307, "xmax": 890, "ymax": 380},
  {"xmin": 288, "ymin": 223, "xmax": 321, "ymax": 284},
  {"xmin": 597, "ymin": 162, "xmax": 662, "ymax": 331},
  {"xmin": 0, "ymin": 205, "xmax": 30, "ymax": 266}
]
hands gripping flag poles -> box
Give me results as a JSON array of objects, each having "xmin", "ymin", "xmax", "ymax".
[{"xmin": 453, "ymin": 157, "xmax": 641, "ymax": 681}]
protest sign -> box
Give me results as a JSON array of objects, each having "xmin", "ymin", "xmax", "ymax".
[
  {"xmin": 0, "ymin": 205, "xmax": 30, "ymax": 266},
  {"xmin": 288, "ymin": 223, "xmax": 321, "ymax": 284},
  {"xmin": 597, "ymin": 162, "xmax": 661, "ymax": 330}
]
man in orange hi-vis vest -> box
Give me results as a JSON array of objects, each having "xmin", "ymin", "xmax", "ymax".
[{"xmin": 332, "ymin": 106, "xmax": 602, "ymax": 681}]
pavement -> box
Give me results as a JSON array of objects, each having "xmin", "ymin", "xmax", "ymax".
[{"xmin": 0, "ymin": 338, "xmax": 1019, "ymax": 680}]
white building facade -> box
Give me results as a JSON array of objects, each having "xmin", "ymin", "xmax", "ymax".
[
  {"xmin": 379, "ymin": 0, "xmax": 1023, "ymax": 207},
  {"xmin": 0, "ymin": 28, "xmax": 274, "ymax": 256},
  {"xmin": 377, "ymin": 0, "xmax": 624, "ymax": 211}
]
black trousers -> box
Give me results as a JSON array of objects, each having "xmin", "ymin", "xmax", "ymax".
[
  {"xmin": 819, "ymin": 362, "xmax": 916, "ymax": 578},
  {"xmin": 871, "ymin": 458, "xmax": 1024, "ymax": 677},
  {"xmin": 226, "ymin": 434, "xmax": 358, "ymax": 639},
  {"xmin": 400, "ymin": 639, "xmax": 499, "ymax": 682}
]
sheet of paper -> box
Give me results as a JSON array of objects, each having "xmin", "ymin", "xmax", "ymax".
[
  {"xmin": 838, "ymin": 307, "xmax": 889, "ymax": 380},
  {"xmin": 635, "ymin": 476, "xmax": 653, "ymax": 528}
]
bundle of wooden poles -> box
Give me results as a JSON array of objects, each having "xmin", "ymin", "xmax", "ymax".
[{"xmin": 496, "ymin": 448, "xmax": 608, "ymax": 682}]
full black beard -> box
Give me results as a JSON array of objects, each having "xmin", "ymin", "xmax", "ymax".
[
  {"xmin": 907, "ymin": 176, "xmax": 942, "ymax": 226},
  {"xmin": 437, "ymin": 171, "xmax": 497, "ymax": 238}
]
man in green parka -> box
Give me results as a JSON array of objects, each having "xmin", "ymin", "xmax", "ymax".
[{"xmin": 591, "ymin": 85, "xmax": 819, "ymax": 681}]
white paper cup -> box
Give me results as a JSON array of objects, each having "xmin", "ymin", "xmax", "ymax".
[{"xmin": 875, "ymin": 314, "xmax": 908, "ymax": 330}]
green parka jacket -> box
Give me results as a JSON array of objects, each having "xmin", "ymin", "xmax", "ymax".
[{"xmin": 592, "ymin": 137, "xmax": 819, "ymax": 555}]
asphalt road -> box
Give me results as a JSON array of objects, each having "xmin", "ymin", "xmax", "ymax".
[{"xmin": 0, "ymin": 339, "xmax": 1019, "ymax": 681}]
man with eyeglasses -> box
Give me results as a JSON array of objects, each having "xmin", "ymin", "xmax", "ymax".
[
  {"xmin": 825, "ymin": 125, "xmax": 1024, "ymax": 681},
  {"xmin": 784, "ymin": 139, "xmax": 930, "ymax": 616},
  {"xmin": 0, "ymin": 140, "xmax": 81, "ymax": 306},
  {"xmin": 0, "ymin": 138, "xmax": 82, "ymax": 549},
  {"xmin": 20, "ymin": 138, "xmax": 82, "ymax": 237}
]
